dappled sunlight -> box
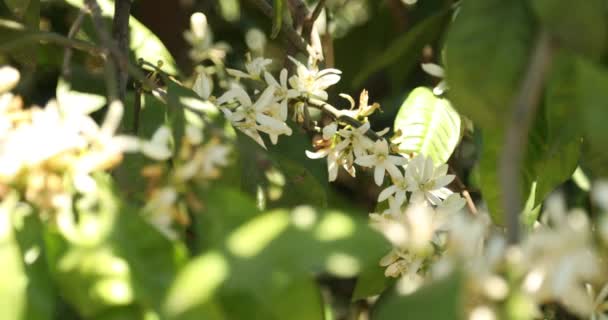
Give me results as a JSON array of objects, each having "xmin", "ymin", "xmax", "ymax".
[
  {"xmin": 314, "ymin": 211, "xmax": 355, "ymax": 242},
  {"xmin": 227, "ymin": 210, "xmax": 290, "ymax": 258},
  {"xmin": 325, "ymin": 252, "xmax": 360, "ymax": 277},
  {"xmin": 164, "ymin": 251, "xmax": 229, "ymax": 317}
]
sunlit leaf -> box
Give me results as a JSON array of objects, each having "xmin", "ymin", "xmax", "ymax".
[{"xmin": 393, "ymin": 87, "xmax": 461, "ymax": 164}]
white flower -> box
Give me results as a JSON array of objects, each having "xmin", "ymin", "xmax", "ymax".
[
  {"xmin": 335, "ymin": 122, "xmax": 374, "ymax": 158},
  {"xmin": 192, "ymin": 71, "xmax": 212, "ymax": 99},
  {"xmin": 245, "ymin": 28, "xmax": 266, "ymax": 53},
  {"xmin": 436, "ymin": 193, "xmax": 466, "ymax": 217},
  {"xmin": 587, "ymin": 283, "xmax": 608, "ymax": 320},
  {"xmin": 405, "ymin": 154, "xmax": 454, "ymax": 205},
  {"xmin": 227, "ymin": 56, "xmax": 272, "ymax": 80},
  {"xmin": 288, "ymin": 56, "xmax": 341, "ymax": 100},
  {"xmin": 306, "ymin": 143, "xmax": 348, "ymax": 182},
  {"xmin": 521, "ymin": 207, "xmax": 601, "ymax": 317},
  {"xmin": 184, "ymin": 12, "xmax": 229, "ymax": 63},
  {"xmin": 355, "ymin": 140, "xmax": 406, "ymax": 186},
  {"xmin": 0, "ymin": 65, "xmax": 20, "ymax": 94},
  {"xmin": 175, "ymin": 140, "xmax": 231, "ymax": 181},
  {"xmin": 140, "ymin": 125, "xmax": 173, "ymax": 160},
  {"xmin": 218, "ymin": 85, "xmax": 292, "ymax": 147},
  {"xmin": 143, "ymin": 187, "xmax": 178, "ymax": 239},
  {"xmin": 264, "ymin": 69, "xmax": 298, "ymax": 121},
  {"xmin": 378, "ymin": 175, "xmax": 409, "ymax": 208}
]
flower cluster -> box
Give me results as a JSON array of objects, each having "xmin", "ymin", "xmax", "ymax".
[
  {"xmin": 0, "ymin": 66, "xmax": 139, "ymax": 209},
  {"xmin": 0, "ymin": 65, "xmax": 231, "ymax": 240},
  {"xmin": 217, "ymin": 51, "xmax": 341, "ymax": 149}
]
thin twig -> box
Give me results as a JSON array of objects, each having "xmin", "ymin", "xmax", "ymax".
[
  {"xmin": 286, "ymin": 0, "xmax": 309, "ymax": 28},
  {"xmin": 302, "ymin": 0, "xmax": 326, "ymax": 43},
  {"xmin": 62, "ymin": 9, "xmax": 87, "ymax": 76},
  {"xmin": 85, "ymin": 0, "xmax": 120, "ymax": 100},
  {"xmin": 245, "ymin": 0, "xmax": 308, "ymax": 53},
  {"xmin": 0, "ymin": 29, "xmax": 158, "ymax": 92},
  {"xmin": 500, "ymin": 31, "xmax": 554, "ymax": 244},
  {"xmin": 449, "ymin": 168, "xmax": 478, "ymax": 215},
  {"xmin": 112, "ymin": 0, "xmax": 132, "ymax": 104}
]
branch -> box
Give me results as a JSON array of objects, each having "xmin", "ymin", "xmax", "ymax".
[
  {"xmin": 306, "ymin": 98, "xmax": 384, "ymax": 141},
  {"xmin": 302, "ymin": 0, "xmax": 326, "ymax": 43},
  {"xmin": 62, "ymin": 9, "xmax": 87, "ymax": 76},
  {"xmin": 500, "ymin": 31, "xmax": 554, "ymax": 244},
  {"xmin": 245, "ymin": 0, "xmax": 308, "ymax": 53},
  {"xmin": 286, "ymin": 0, "xmax": 309, "ymax": 28},
  {"xmin": 449, "ymin": 168, "xmax": 478, "ymax": 215},
  {"xmin": 112, "ymin": 0, "xmax": 132, "ymax": 104}
]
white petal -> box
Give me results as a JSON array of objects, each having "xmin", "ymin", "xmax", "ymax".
[
  {"xmin": 378, "ymin": 185, "xmax": 398, "ymax": 202},
  {"xmin": 374, "ymin": 166, "xmax": 385, "ymax": 186},
  {"xmin": 0, "ymin": 65, "xmax": 20, "ymax": 94},
  {"xmin": 421, "ymin": 63, "xmax": 444, "ymax": 78}
]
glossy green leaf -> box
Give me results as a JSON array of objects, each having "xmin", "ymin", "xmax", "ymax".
[
  {"xmin": 445, "ymin": 0, "xmax": 535, "ymax": 128},
  {"xmin": 531, "ymin": 0, "xmax": 606, "ymax": 59},
  {"xmin": 372, "ymin": 273, "xmax": 462, "ymax": 320},
  {"xmin": 64, "ymin": 0, "xmax": 178, "ymax": 74},
  {"xmin": 271, "ymin": 0, "xmax": 284, "ymax": 39},
  {"xmin": 393, "ymin": 87, "xmax": 461, "ymax": 164}
]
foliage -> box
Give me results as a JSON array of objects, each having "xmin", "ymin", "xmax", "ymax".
[{"xmin": 1, "ymin": 0, "xmax": 608, "ymax": 319}]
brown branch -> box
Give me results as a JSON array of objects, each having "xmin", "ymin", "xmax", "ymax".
[
  {"xmin": 302, "ymin": 0, "xmax": 326, "ymax": 43},
  {"xmin": 245, "ymin": 0, "xmax": 308, "ymax": 53},
  {"xmin": 449, "ymin": 168, "xmax": 478, "ymax": 215},
  {"xmin": 112, "ymin": 0, "xmax": 132, "ymax": 104},
  {"xmin": 500, "ymin": 31, "xmax": 555, "ymax": 244}
]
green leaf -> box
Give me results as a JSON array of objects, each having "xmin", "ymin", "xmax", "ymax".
[
  {"xmin": 445, "ymin": 0, "xmax": 535, "ymax": 128},
  {"xmin": 372, "ymin": 273, "xmax": 462, "ymax": 320},
  {"xmin": 44, "ymin": 175, "xmax": 186, "ymax": 317},
  {"xmin": 238, "ymin": 126, "xmax": 329, "ymax": 210},
  {"xmin": 111, "ymin": 203, "xmax": 188, "ymax": 313},
  {"xmin": 190, "ymin": 186, "xmax": 260, "ymax": 253},
  {"xmin": 352, "ymin": 9, "xmax": 449, "ymax": 87},
  {"xmin": 531, "ymin": 0, "xmax": 606, "ymax": 59},
  {"xmin": 352, "ymin": 255, "xmax": 394, "ymax": 301},
  {"xmin": 271, "ymin": 0, "xmax": 284, "ymax": 39},
  {"xmin": 0, "ymin": 195, "xmax": 54, "ymax": 320},
  {"xmin": 64, "ymin": 0, "xmax": 179, "ymax": 74},
  {"xmin": 393, "ymin": 87, "xmax": 461, "ymax": 164},
  {"xmin": 165, "ymin": 206, "xmax": 388, "ymax": 319}
]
